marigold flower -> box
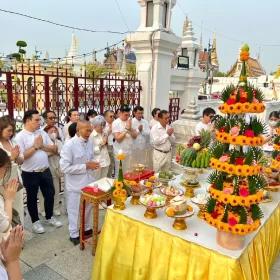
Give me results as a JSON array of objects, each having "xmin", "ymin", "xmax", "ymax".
[
  {"xmin": 113, "ymin": 190, "xmax": 119, "ymax": 197},
  {"xmin": 115, "ymin": 181, "xmax": 123, "ymax": 190},
  {"xmin": 120, "ymin": 189, "xmax": 127, "ymax": 197}
]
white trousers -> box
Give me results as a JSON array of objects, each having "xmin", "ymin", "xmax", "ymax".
[
  {"xmin": 39, "ymin": 176, "xmax": 60, "ymax": 213},
  {"xmin": 93, "ymin": 166, "xmax": 109, "ymax": 181},
  {"xmin": 114, "ymin": 155, "xmax": 130, "ymax": 179},
  {"xmin": 153, "ymin": 149, "xmax": 172, "ymax": 173},
  {"xmin": 67, "ymin": 191, "xmax": 92, "ymax": 238},
  {"xmin": 13, "ymin": 189, "xmax": 24, "ymax": 227}
]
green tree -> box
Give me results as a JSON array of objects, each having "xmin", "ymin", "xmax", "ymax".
[
  {"xmin": 270, "ymin": 71, "xmax": 276, "ymax": 76},
  {"xmin": 86, "ymin": 63, "xmax": 109, "ymax": 78},
  {"xmin": 127, "ymin": 64, "xmax": 136, "ymax": 76},
  {"xmin": 216, "ymin": 71, "xmax": 225, "ymax": 77},
  {"xmin": 8, "ymin": 41, "xmax": 28, "ymax": 61}
]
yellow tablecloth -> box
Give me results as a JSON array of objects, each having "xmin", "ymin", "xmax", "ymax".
[{"xmin": 92, "ymin": 205, "xmax": 280, "ymax": 280}]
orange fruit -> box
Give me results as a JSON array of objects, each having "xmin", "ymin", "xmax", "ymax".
[{"xmin": 166, "ymin": 207, "xmax": 175, "ymax": 217}]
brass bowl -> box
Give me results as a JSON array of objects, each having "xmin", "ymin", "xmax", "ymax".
[
  {"xmin": 133, "ymin": 164, "xmax": 145, "ymax": 173},
  {"xmin": 191, "ymin": 198, "xmax": 207, "ymax": 219},
  {"xmin": 180, "ymin": 182, "xmax": 200, "ymax": 198},
  {"xmin": 166, "ymin": 209, "xmax": 195, "ymax": 230},
  {"xmin": 156, "ymin": 175, "xmax": 176, "ymax": 186}
]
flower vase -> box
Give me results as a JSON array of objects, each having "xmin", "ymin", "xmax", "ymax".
[
  {"xmin": 113, "ymin": 197, "xmax": 126, "ymax": 211},
  {"xmin": 216, "ymin": 230, "xmax": 245, "ymax": 250}
]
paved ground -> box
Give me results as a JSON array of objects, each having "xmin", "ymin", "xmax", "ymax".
[{"xmin": 20, "ymin": 199, "xmax": 279, "ymax": 280}]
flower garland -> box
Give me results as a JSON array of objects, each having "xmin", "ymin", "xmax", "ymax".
[
  {"xmin": 271, "ymin": 159, "xmax": 280, "ymax": 170},
  {"xmin": 209, "ymin": 184, "xmax": 263, "ymax": 207},
  {"xmin": 219, "ymin": 102, "xmax": 265, "ymax": 114},
  {"xmin": 273, "ymin": 144, "xmax": 280, "ymax": 151},
  {"xmin": 210, "ymin": 158, "xmax": 261, "ymax": 176},
  {"xmin": 216, "ymin": 131, "xmax": 264, "ymax": 146},
  {"xmin": 205, "ymin": 213, "xmax": 261, "ymax": 235}
]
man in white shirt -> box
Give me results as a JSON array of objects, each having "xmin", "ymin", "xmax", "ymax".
[
  {"xmin": 60, "ymin": 121, "xmax": 100, "ymax": 246},
  {"xmin": 150, "ymin": 110, "xmax": 175, "ymax": 172},
  {"xmin": 132, "ymin": 106, "xmax": 150, "ymax": 165},
  {"xmin": 149, "ymin": 107, "xmax": 161, "ymax": 129},
  {"xmin": 63, "ymin": 109, "xmax": 80, "ymax": 141},
  {"xmin": 41, "ymin": 110, "xmax": 64, "ymax": 142},
  {"xmin": 195, "ymin": 107, "xmax": 216, "ymax": 136},
  {"xmin": 15, "ymin": 110, "xmax": 62, "ymax": 234},
  {"xmin": 112, "ymin": 104, "xmax": 138, "ymax": 178},
  {"xmin": 104, "ymin": 110, "xmax": 115, "ymax": 178}
]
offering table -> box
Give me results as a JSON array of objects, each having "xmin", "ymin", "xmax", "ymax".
[{"xmin": 92, "ymin": 171, "xmax": 280, "ymax": 280}]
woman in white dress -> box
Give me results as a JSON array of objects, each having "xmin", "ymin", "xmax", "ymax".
[
  {"xmin": 0, "ymin": 116, "xmax": 24, "ymax": 226},
  {"xmin": 89, "ymin": 116, "xmax": 110, "ymax": 180},
  {"xmin": 39, "ymin": 125, "xmax": 63, "ymax": 217}
]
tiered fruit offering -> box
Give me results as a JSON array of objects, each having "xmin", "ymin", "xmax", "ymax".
[
  {"xmin": 205, "ymin": 44, "xmax": 266, "ymax": 236},
  {"xmin": 178, "ymin": 129, "xmax": 211, "ymax": 168}
]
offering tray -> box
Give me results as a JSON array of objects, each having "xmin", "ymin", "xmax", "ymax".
[
  {"xmin": 180, "ymin": 181, "xmax": 200, "ymax": 198},
  {"xmin": 166, "ymin": 208, "xmax": 195, "ymax": 230},
  {"xmin": 140, "ymin": 194, "xmax": 166, "ymax": 219},
  {"xmin": 139, "ymin": 179, "xmax": 162, "ymax": 194},
  {"xmin": 129, "ymin": 188, "xmax": 148, "ymax": 205},
  {"xmin": 132, "ymin": 163, "xmax": 145, "ymax": 174},
  {"xmin": 191, "ymin": 197, "xmax": 207, "ymax": 219},
  {"xmin": 160, "ymin": 187, "xmax": 184, "ymax": 207},
  {"xmin": 156, "ymin": 175, "xmax": 176, "ymax": 187}
]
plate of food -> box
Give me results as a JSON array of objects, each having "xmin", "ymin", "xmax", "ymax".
[
  {"xmin": 191, "ymin": 194, "xmax": 208, "ymax": 205},
  {"xmin": 139, "ymin": 179, "xmax": 162, "ymax": 189},
  {"xmin": 156, "ymin": 170, "xmax": 176, "ymax": 185},
  {"xmin": 139, "ymin": 193, "xmax": 166, "ymax": 208}
]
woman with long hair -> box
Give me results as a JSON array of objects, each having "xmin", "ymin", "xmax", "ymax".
[{"xmin": 0, "ymin": 116, "xmax": 24, "ymax": 226}]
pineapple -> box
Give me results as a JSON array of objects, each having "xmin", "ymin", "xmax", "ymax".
[{"xmin": 199, "ymin": 129, "xmax": 211, "ymax": 149}]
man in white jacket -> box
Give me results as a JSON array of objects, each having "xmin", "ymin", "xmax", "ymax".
[{"xmin": 60, "ymin": 121, "xmax": 100, "ymax": 245}]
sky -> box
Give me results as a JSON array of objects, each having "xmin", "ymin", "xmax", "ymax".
[{"xmin": 0, "ymin": 0, "xmax": 280, "ymax": 73}]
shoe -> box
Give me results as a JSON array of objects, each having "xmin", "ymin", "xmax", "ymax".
[
  {"xmin": 32, "ymin": 220, "xmax": 45, "ymax": 234},
  {"xmin": 99, "ymin": 201, "xmax": 108, "ymax": 209},
  {"xmin": 46, "ymin": 217, "xmax": 63, "ymax": 228},
  {"xmin": 40, "ymin": 211, "xmax": 46, "ymax": 217},
  {"xmin": 53, "ymin": 210, "xmax": 61, "ymax": 216},
  {"xmin": 85, "ymin": 229, "xmax": 93, "ymax": 236},
  {"xmin": 69, "ymin": 237, "xmax": 80, "ymax": 246}
]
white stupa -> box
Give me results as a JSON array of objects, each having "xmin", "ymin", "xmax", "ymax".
[{"xmin": 67, "ymin": 32, "xmax": 83, "ymax": 73}]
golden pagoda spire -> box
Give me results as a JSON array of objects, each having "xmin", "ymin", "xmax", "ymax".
[{"xmin": 211, "ymin": 30, "xmax": 219, "ymax": 66}]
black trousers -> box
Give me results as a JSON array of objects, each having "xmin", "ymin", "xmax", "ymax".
[{"xmin": 22, "ymin": 168, "xmax": 54, "ymax": 223}]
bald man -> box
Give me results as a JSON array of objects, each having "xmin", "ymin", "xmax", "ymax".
[{"xmin": 60, "ymin": 121, "xmax": 100, "ymax": 245}]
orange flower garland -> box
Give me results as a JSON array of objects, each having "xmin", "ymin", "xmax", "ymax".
[
  {"xmin": 219, "ymin": 102, "xmax": 265, "ymax": 114},
  {"xmin": 216, "ymin": 131, "xmax": 264, "ymax": 146},
  {"xmin": 209, "ymin": 185, "xmax": 263, "ymax": 207},
  {"xmin": 210, "ymin": 158, "xmax": 261, "ymax": 176},
  {"xmin": 273, "ymin": 144, "xmax": 280, "ymax": 151},
  {"xmin": 277, "ymin": 127, "xmax": 280, "ymax": 136},
  {"xmin": 205, "ymin": 213, "xmax": 261, "ymax": 235}
]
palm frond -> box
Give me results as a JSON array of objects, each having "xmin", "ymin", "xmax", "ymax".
[
  {"xmin": 251, "ymin": 204, "xmax": 264, "ymax": 221},
  {"xmin": 206, "ymin": 197, "xmax": 216, "ymax": 214},
  {"xmin": 221, "ymin": 84, "xmax": 235, "ymax": 102}
]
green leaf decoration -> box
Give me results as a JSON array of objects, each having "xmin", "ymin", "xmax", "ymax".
[
  {"xmin": 247, "ymin": 86, "xmax": 254, "ymax": 102},
  {"xmin": 244, "ymin": 149, "xmax": 253, "ymax": 165},
  {"xmin": 207, "ymin": 170, "xmax": 221, "ymax": 184},
  {"xmin": 236, "ymin": 89, "xmax": 240, "ymax": 102},
  {"xmin": 239, "ymin": 206, "xmax": 248, "ymax": 224},
  {"xmin": 221, "ymin": 84, "xmax": 235, "ymax": 102},
  {"xmin": 255, "ymin": 88, "xmax": 265, "ymax": 101},
  {"xmin": 272, "ymin": 150, "xmax": 279, "ymax": 159},
  {"xmin": 215, "ymin": 117, "xmax": 227, "ymax": 131},
  {"xmin": 251, "ymin": 118, "xmax": 266, "ymax": 136},
  {"xmin": 251, "ymin": 204, "xmax": 264, "ymax": 221},
  {"xmin": 206, "ymin": 197, "xmax": 216, "ymax": 214},
  {"xmin": 274, "ymin": 136, "xmax": 280, "ymax": 145}
]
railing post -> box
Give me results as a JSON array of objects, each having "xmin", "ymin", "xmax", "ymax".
[
  {"xmin": 44, "ymin": 75, "xmax": 50, "ymax": 110},
  {"xmin": 74, "ymin": 77, "xmax": 79, "ymax": 109},
  {"xmin": 6, "ymin": 72, "xmax": 14, "ymax": 118},
  {"xmin": 99, "ymin": 78, "xmax": 104, "ymax": 115}
]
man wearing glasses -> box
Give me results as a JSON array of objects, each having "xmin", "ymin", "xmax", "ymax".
[
  {"xmin": 104, "ymin": 110, "xmax": 115, "ymax": 178},
  {"xmin": 112, "ymin": 104, "xmax": 138, "ymax": 178},
  {"xmin": 195, "ymin": 108, "xmax": 216, "ymax": 136},
  {"xmin": 150, "ymin": 110, "xmax": 175, "ymax": 172},
  {"xmin": 42, "ymin": 110, "xmax": 64, "ymax": 142}
]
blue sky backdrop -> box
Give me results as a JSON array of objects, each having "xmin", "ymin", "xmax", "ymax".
[{"xmin": 0, "ymin": 0, "xmax": 279, "ymax": 73}]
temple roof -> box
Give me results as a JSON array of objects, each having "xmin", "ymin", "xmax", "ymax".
[{"xmin": 226, "ymin": 57, "xmax": 266, "ymax": 77}]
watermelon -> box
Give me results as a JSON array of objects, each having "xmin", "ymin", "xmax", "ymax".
[{"xmin": 180, "ymin": 148, "xmax": 197, "ymax": 167}]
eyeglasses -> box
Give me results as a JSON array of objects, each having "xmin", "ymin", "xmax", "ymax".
[{"xmin": 48, "ymin": 117, "xmax": 57, "ymax": 120}]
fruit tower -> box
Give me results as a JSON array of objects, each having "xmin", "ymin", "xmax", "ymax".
[{"xmin": 205, "ymin": 44, "xmax": 266, "ymax": 245}]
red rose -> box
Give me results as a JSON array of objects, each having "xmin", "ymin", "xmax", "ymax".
[
  {"xmin": 226, "ymin": 98, "xmax": 236, "ymax": 105},
  {"xmin": 228, "ymin": 217, "xmax": 237, "ymax": 227},
  {"xmin": 244, "ymin": 129, "xmax": 255, "ymax": 138},
  {"xmin": 239, "ymin": 97, "xmax": 247, "ymax": 103},
  {"xmin": 235, "ymin": 158, "xmax": 244, "ymax": 165},
  {"xmin": 219, "ymin": 126, "xmax": 226, "ymax": 132},
  {"xmin": 239, "ymin": 88, "xmax": 244, "ymax": 94},
  {"xmin": 211, "ymin": 211, "xmax": 219, "ymax": 219},
  {"xmin": 239, "ymin": 188, "xmax": 249, "ymax": 197}
]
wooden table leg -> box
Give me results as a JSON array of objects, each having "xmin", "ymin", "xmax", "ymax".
[
  {"xmin": 92, "ymin": 201, "xmax": 99, "ymax": 256},
  {"xmin": 79, "ymin": 195, "xmax": 85, "ymax": 251}
]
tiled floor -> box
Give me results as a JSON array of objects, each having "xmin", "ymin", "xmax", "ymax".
[{"xmin": 20, "ymin": 199, "xmax": 279, "ymax": 280}]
